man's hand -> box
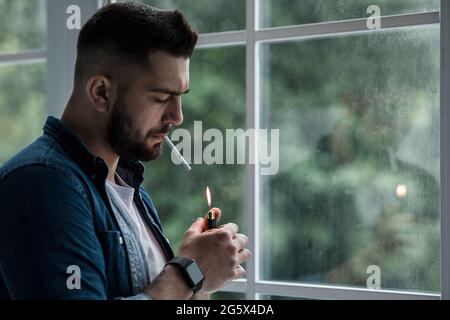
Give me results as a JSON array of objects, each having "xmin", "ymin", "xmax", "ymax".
[
  {"xmin": 177, "ymin": 207, "xmax": 251, "ymax": 294},
  {"xmin": 145, "ymin": 208, "xmax": 250, "ymax": 299}
]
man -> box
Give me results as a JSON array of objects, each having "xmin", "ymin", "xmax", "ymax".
[{"xmin": 0, "ymin": 2, "xmax": 250, "ymax": 300}]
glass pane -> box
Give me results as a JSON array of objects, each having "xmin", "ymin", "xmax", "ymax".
[
  {"xmin": 212, "ymin": 291, "xmax": 246, "ymax": 300},
  {"xmin": 129, "ymin": 0, "xmax": 245, "ymax": 33},
  {"xmin": 0, "ymin": 62, "xmax": 47, "ymax": 164},
  {"xmin": 260, "ymin": 25, "xmax": 440, "ymax": 293},
  {"xmin": 261, "ymin": 0, "xmax": 439, "ymax": 28},
  {"xmin": 143, "ymin": 46, "xmax": 246, "ymax": 250},
  {"xmin": 0, "ymin": 0, "xmax": 46, "ymax": 53}
]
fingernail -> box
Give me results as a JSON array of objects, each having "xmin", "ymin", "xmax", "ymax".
[{"xmin": 197, "ymin": 217, "xmax": 203, "ymax": 222}]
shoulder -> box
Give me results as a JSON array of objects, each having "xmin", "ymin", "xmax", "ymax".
[
  {"xmin": 1, "ymin": 135, "xmax": 91, "ymax": 199},
  {"xmin": 0, "ymin": 161, "xmax": 94, "ymax": 223}
]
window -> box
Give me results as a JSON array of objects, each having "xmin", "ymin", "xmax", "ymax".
[
  {"xmin": 0, "ymin": 0, "xmax": 46, "ymax": 53},
  {"xmin": 0, "ymin": 63, "xmax": 46, "ymax": 163},
  {"xmin": 189, "ymin": 0, "xmax": 444, "ymax": 299},
  {"xmin": 260, "ymin": 26, "xmax": 440, "ymax": 293},
  {"xmin": 261, "ymin": 0, "xmax": 440, "ymax": 28},
  {"xmin": 0, "ymin": 0, "xmax": 47, "ymax": 164}
]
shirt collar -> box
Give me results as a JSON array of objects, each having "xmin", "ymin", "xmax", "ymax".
[{"xmin": 43, "ymin": 116, "xmax": 146, "ymax": 189}]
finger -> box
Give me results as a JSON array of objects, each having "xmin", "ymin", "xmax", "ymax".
[
  {"xmin": 233, "ymin": 233, "xmax": 249, "ymax": 251},
  {"xmin": 232, "ymin": 265, "xmax": 247, "ymax": 280},
  {"xmin": 204, "ymin": 207, "xmax": 221, "ymax": 222},
  {"xmin": 237, "ymin": 248, "xmax": 251, "ymax": 264},
  {"xmin": 221, "ymin": 222, "xmax": 239, "ymax": 237},
  {"xmin": 186, "ymin": 217, "xmax": 205, "ymax": 235}
]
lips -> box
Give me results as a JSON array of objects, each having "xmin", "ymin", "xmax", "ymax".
[
  {"xmin": 150, "ymin": 127, "xmax": 171, "ymax": 141},
  {"xmin": 152, "ymin": 134, "xmax": 166, "ymax": 141},
  {"xmin": 152, "ymin": 130, "xmax": 170, "ymax": 141}
]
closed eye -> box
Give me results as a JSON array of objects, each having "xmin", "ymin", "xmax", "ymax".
[{"xmin": 155, "ymin": 96, "xmax": 171, "ymax": 103}]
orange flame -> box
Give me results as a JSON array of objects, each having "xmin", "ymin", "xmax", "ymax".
[{"xmin": 206, "ymin": 186, "xmax": 211, "ymax": 208}]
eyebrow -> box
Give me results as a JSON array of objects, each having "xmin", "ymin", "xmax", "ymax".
[{"xmin": 149, "ymin": 88, "xmax": 190, "ymax": 96}]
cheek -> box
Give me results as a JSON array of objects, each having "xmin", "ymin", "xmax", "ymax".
[
  {"xmin": 129, "ymin": 97, "xmax": 155, "ymax": 127},
  {"xmin": 131, "ymin": 115, "xmax": 151, "ymax": 139},
  {"xmin": 140, "ymin": 101, "xmax": 165, "ymax": 126}
]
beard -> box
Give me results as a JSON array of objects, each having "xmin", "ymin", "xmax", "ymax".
[{"xmin": 106, "ymin": 95, "xmax": 167, "ymax": 162}]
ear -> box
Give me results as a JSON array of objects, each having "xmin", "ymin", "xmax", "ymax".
[{"xmin": 85, "ymin": 75, "xmax": 116, "ymax": 113}]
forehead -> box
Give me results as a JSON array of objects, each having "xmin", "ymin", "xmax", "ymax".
[{"xmin": 136, "ymin": 51, "xmax": 190, "ymax": 92}]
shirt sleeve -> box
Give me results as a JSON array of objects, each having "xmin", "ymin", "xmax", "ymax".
[{"xmin": 0, "ymin": 165, "xmax": 109, "ymax": 299}]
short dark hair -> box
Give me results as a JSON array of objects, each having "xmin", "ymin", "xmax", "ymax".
[{"xmin": 74, "ymin": 2, "xmax": 198, "ymax": 88}]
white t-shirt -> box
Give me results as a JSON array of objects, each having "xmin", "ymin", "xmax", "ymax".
[{"xmin": 105, "ymin": 175, "xmax": 167, "ymax": 282}]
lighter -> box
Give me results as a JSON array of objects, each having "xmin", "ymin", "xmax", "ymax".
[{"xmin": 206, "ymin": 186, "xmax": 217, "ymax": 229}]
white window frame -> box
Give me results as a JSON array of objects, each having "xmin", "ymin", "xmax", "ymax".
[
  {"xmin": 198, "ymin": 0, "xmax": 446, "ymax": 300},
  {"xmin": 1, "ymin": 0, "xmax": 447, "ymax": 300}
]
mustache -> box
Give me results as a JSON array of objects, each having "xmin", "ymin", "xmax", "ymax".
[{"xmin": 147, "ymin": 125, "xmax": 171, "ymax": 137}]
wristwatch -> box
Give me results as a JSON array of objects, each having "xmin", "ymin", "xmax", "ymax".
[{"xmin": 166, "ymin": 256, "xmax": 205, "ymax": 295}]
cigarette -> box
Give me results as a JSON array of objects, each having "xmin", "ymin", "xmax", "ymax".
[
  {"xmin": 163, "ymin": 136, "xmax": 191, "ymax": 172},
  {"xmin": 207, "ymin": 210, "xmax": 217, "ymax": 229}
]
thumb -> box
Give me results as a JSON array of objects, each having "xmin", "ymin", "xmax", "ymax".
[{"xmin": 187, "ymin": 217, "xmax": 205, "ymax": 235}]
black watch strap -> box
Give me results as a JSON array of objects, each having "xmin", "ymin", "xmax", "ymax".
[{"xmin": 166, "ymin": 256, "xmax": 205, "ymax": 295}]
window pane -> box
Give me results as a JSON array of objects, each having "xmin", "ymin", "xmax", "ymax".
[
  {"xmin": 261, "ymin": 0, "xmax": 439, "ymax": 28},
  {"xmin": 0, "ymin": 62, "xmax": 47, "ymax": 164},
  {"xmin": 0, "ymin": 0, "xmax": 46, "ymax": 53},
  {"xmin": 212, "ymin": 291, "xmax": 246, "ymax": 300},
  {"xmin": 143, "ymin": 46, "xmax": 246, "ymax": 250},
  {"xmin": 129, "ymin": 0, "xmax": 245, "ymax": 33},
  {"xmin": 260, "ymin": 25, "xmax": 440, "ymax": 293}
]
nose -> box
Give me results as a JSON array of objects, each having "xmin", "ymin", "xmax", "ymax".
[{"xmin": 163, "ymin": 95, "xmax": 183, "ymax": 127}]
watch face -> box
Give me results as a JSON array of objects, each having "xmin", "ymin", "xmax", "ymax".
[{"xmin": 186, "ymin": 262, "xmax": 205, "ymax": 285}]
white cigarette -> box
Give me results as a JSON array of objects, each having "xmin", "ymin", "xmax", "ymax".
[{"xmin": 163, "ymin": 136, "xmax": 192, "ymax": 172}]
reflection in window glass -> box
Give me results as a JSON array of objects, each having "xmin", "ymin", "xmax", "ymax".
[
  {"xmin": 0, "ymin": 63, "xmax": 46, "ymax": 164},
  {"xmin": 260, "ymin": 25, "xmax": 440, "ymax": 292},
  {"xmin": 143, "ymin": 46, "xmax": 246, "ymax": 250},
  {"xmin": 129, "ymin": 0, "xmax": 245, "ymax": 33},
  {"xmin": 261, "ymin": 0, "xmax": 439, "ymax": 28},
  {"xmin": 0, "ymin": 0, "xmax": 46, "ymax": 53}
]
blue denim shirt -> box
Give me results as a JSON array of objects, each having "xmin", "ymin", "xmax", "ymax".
[{"xmin": 0, "ymin": 116, "xmax": 174, "ymax": 299}]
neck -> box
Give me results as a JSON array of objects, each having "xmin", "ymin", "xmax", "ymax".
[{"xmin": 61, "ymin": 95, "xmax": 119, "ymax": 183}]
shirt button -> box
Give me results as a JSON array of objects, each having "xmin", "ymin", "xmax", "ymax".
[{"xmin": 119, "ymin": 236, "xmax": 124, "ymax": 245}]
